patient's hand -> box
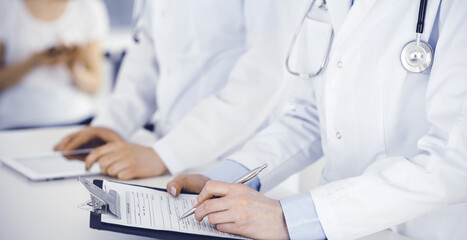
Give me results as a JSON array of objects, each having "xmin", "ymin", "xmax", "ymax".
[
  {"xmin": 85, "ymin": 142, "xmax": 168, "ymax": 180},
  {"xmin": 31, "ymin": 49, "xmax": 69, "ymax": 67}
]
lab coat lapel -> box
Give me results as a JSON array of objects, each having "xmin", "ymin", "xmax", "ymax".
[
  {"xmin": 423, "ymin": 0, "xmax": 441, "ymax": 42},
  {"xmin": 326, "ymin": 0, "xmax": 352, "ymax": 34},
  {"xmin": 327, "ymin": 0, "xmax": 377, "ymax": 50}
]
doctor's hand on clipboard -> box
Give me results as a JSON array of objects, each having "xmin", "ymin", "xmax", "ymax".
[
  {"xmin": 54, "ymin": 127, "xmax": 168, "ymax": 180},
  {"xmin": 166, "ymin": 174, "xmax": 289, "ymax": 239}
]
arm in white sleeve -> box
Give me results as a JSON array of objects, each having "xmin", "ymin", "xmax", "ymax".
[
  {"xmin": 91, "ymin": 31, "xmax": 158, "ymax": 139},
  {"xmin": 307, "ymin": 2, "xmax": 467, "ymax": 239},
  {"xmin": 226, "ymin": 73, "xmax": 323, "ymax": 192},
  {"xmin": 153, "ymin": 1, "xmax": 303, "ymax": 174}
]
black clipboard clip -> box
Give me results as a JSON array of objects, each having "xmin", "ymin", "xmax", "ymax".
[{"xmin": 78, "ymin": 177, "xmax": 121, "ymax": 219}]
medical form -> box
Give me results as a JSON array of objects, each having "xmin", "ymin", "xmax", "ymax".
[{"xmin": 100, "ymin": 180, "xmax": 246, "ymax": 239}]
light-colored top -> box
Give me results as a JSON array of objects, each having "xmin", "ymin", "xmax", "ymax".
[
  {"xmin": 92, "ymin": 0, "xmax": 304, "ymax": 174},
  {"xmin": 0, "ymin": 0, "xmax": 108, "ymax": 129},
  {"xmin": 212, "ymin": 0, "xmax": 467, "ymax": 239}
]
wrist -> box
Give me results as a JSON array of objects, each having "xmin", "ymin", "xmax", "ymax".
[
  {"xmin": 275, "ymin": 199, "xmax": 291, "ymax": 239},
  {"xmin": 26, "ymin": 55, "xmax": 40, "ymax": 68},
  {"xmin": 151, "ymin": 148, "xmax": 168, "ymax": 175}
]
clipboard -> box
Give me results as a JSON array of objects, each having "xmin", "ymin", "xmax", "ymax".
[{"xmin": 87, "ymin": 179, "xmax": 238, "ymax": 240}]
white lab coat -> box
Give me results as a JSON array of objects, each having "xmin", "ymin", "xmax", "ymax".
[
  {"xmin": 228, "ymin": 0, "xmax": 467, "ymax": 239},
  {"xmin": 92, "ymin": 0, "xmax": 303, "ymax": 174}
]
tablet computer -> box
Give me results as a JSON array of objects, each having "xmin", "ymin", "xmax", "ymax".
[{"xmin": 1, "ymin": 149, "xmax": 101, "ymax": 181}]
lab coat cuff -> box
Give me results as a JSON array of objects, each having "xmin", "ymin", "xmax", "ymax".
[
  {"xmin": 204, "ymin": 159, "xmax": 261, "ymax": 191},
  {"xmin": 280, "ymin": 192, "xmax": 326, "ymax": 240},
  {"xmin": 153, "ymin": 141, "xmax": 186, "ymax": 175},
  {"xmin": 310, "ymin": 187, "xmax": 341, "ymax": 240}
]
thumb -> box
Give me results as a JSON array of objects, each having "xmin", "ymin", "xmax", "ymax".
[
  {"xmin": 166, "ymin": 174, "xmax": 209, "ymax": 197},
  {"xmin": 167, "ymin": 179, "xmax": 182, "ymax": 197}
]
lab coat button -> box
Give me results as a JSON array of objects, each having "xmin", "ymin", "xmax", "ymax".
[
  {"xmin": 337, "ymin": 61, "xmax": 343, "ymax": 68},
  {"xmin": 336, "ymin": 132, "xmax": 341, "ymax": 139}
]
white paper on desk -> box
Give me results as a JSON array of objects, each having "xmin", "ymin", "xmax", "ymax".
[{"xmin": 101, "ymin": 180, "xmax": 247, "ymax": 239}]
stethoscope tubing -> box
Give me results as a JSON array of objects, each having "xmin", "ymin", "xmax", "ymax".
[
  {"xmin": 286, "ymin": 0, "xmax": 434, "ymax": 77},
  {"xmin": 416, "ymin": 0, "xmax": 428, "ymax": 34},
  {"xmin": 285, "ymin": 0, "xmax": 334, "ymax": 80}
]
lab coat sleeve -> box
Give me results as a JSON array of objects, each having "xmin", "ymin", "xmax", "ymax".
[
  {"xmin": 280, "ymin": 193, "xmax": 326, "ymax": 240},
  {"xmin": 307, "ymin": 1, "xmax": 467, "ymax": 239},
  {"xmin": 91, "ymin": 32, "xmax": 158, "ymax": 139},
  {"xmin": 226, "ymin": 75, "xmax": 324, "ymax": 192},
  {"xmin": 152, "ymin": 0, "xmax": 303, "ymax": 174}
]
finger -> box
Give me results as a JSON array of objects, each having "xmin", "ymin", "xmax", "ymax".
[
  {"xmin": 196, "ymin": 181, "xmax": 231, "ymax": 207},
  {"xmin": 195, "ymin": 198, "xmax": 231, "ymax": 222},
  {"xmin": 207, "ymin": 210, "xmax": 235, "ymax": 225},
  {"xmin": 167, "ymin": 175, "xmax": 193, "ymax": 197},
  {"xmin": 166, "ymin": 174, "xmax": 208, "ymax": 197},
  {"xmin": 94, "ymin": 127, "xmax": 123, "ymax": 143},
  {"xmin": 60, "ymin": 132, "xmax": 96, "ymax": 152},
  {"xmin": 98, "ymin": 153, "xmax": 123, "ymax": 175},
  {"xmin": 49, "ymin": 56, "xmax": 62, "ymax": 65},
  {"xmin": 62, "ymin": 127, "xmax": 116, "ymax": 151},
  {"xmin": 166, "ymin": 177, "xmax": 182, "ymax": 197},
  {"xmin": 85, "ymin": 143, "xmax": 118, "ymax": 170},
  {"xmin": 117, "ymin": 168, "xmax": 135, "ymax": 180},
  {"xmin": 54, "ymin": 132, "xmax": 78, "ymax": 151},
  {"xmin": 216, "ymin": 223, "xmax": 240, "ymax": 235},
  {"xmin": 105, "ymin": 158, "xmax": 131, "ymax": 177}
]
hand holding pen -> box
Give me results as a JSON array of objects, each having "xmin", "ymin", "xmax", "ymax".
[
  {"xmin": 166, "ymin": 163, "xmax": 289, "ymax": 239},
  {"xmin": 180, "ymin": 164, "xmax": 268, "ymax": 219}
]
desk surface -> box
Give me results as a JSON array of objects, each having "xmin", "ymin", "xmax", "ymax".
[{"xmin": 0, "ymin": 126, "xmax": 409, "ymax": 240}]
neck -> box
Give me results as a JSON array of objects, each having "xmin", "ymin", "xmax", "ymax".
[{"xmin": 23, "ymin": 0, "xmax": 68, "ymax": 22}]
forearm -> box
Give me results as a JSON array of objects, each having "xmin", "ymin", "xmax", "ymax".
[
  {"xmin": 70, "ymin": 40, "xmax": 104, "ymax": 95},
  {"xmin": 70, "ymin": 64, "xmax": 101, "ymax": 94},
  {"xmin": 0, "ymin": 57, "xmax": 37, "ymax": 92}
]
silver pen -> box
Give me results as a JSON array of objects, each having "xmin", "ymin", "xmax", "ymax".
[{"xmin": 179, "ymin": 163, "xmax": 268, "ymax": 219}]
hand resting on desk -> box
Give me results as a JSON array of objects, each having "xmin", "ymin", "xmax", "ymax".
[{"xmin": 54, "ymin": 126, "xmax": 168, "ymax": 180}]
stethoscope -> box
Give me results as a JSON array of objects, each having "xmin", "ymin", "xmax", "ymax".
[
  {"xmin": 286, "ymin": 0, "xmax": 433, "ymax": 80},
  {"xmin": 400, "ymin": 0, "xmax": 432, "ymax": 73},
  {"xmin": 132, "ymin": 0, "xmax": 147, "ymax": 43}
]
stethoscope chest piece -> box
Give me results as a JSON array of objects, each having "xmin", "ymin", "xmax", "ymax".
[
  {"xmin": 401, "ymin": 40, "xmax": 433, "ymax": 73},
  {"xmin": 401, "ymin": 0, "xmax": 433, "ymax": 73}
]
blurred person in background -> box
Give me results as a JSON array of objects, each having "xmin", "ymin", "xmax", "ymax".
[
  {"xmin": 54, "ymin": 0, "xmax": 302, "ymax": 180},
  {"xmin": 0, "ymin": 0, "xmax": 109, "ymax": 129}
]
